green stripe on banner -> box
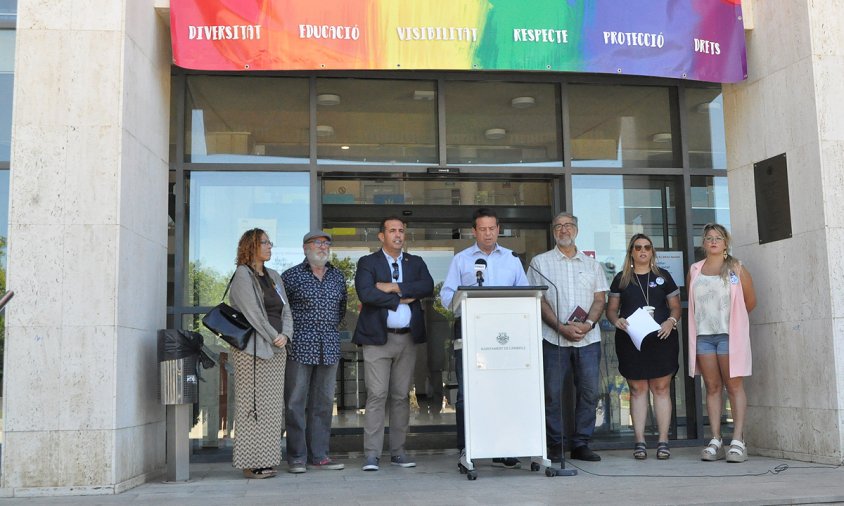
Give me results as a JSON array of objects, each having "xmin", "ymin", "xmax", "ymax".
[{"xmin": 475, "ymin": 0, "xmax": 586, "ymax": 70}]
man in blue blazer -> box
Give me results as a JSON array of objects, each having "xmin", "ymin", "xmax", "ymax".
[{"xmin": 353, "ymin": 216, "xmax": 434, "ymax": 471}]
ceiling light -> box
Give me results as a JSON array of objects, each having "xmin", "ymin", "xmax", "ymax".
[
  {"xmin": 651, "ymin": 132, "xmax": 672, "ymax": 143},
  {"xmin": 511, "ymin": 96, "xmax": 536, "ymax": 109},
  {"xmin": 341, "ymin": 145, "xmax": 350, "ymax": 150},
  {"xmin": 316, "ymin": 125, "xmax": 334, "ymax": 137},
  {"xmin": 316, "ymin": 94, "xmax": 341, "ymax": 106},
  {"xmin": 413, "ymin": 90, "xmax": 435, "ymax": 101},
  {"xmin": 484, "ymin": 128, "xmax": 507, "ymax": 140}
]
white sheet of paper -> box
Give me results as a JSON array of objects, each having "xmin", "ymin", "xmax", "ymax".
[{"xmin": 625, "ymin": 307, "xmax": 661, "ymax": 351}]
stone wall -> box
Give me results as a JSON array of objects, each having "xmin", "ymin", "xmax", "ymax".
[{"xmin": 1, "ymin": 0, "xmax": 171, "ymax": 495}]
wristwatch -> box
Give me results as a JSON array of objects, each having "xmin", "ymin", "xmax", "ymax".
[
  {"xmin": 668, "ymin": 316, "xmax": 678, "ymax": 328},
  {"xmin": 585, "ymin": 319, "xmax": 596, "ymax": 329}
]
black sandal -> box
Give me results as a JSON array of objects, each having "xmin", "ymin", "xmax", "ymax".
[
  {"xmin": 656, "ymin": 441, "xmax": 671, "ymax": 460},
  {"xmin": 243, "ymin": 467, "xmax": 277, "ymax": 479},
  {"xmin": 633, "ymin": 442, "xmax": 647, "ymax": 460}
]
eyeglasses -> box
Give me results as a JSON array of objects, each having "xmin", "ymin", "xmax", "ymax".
[
  {"xmin": 633, "ymin": 244, "xmax": 653, "ymax": 251},
  {"xmin": 260, "ymin": 240, "xmax": 274, "ymax": 247},
  {"xmin": 392, "ymin": 262, "xmax": 399, "ymax": 281},
  {"xmin": 552, "ymin": 223, "xmax": 577, "ymax": 231},
  {"xmin": 307, "ymin": 239, "xmax": 332, "ymax": 247},
  {"xmin": 703, "ymin": 236, "xmax": 725, "ymax": 243}
]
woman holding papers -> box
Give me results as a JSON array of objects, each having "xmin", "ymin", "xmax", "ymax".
[
  {"xmin": 606, "ymin": 234, "xmax": 681, "ymax": 460},
  {"xmin": 687, "ymin": 223, "xmax": 756, "ymax": 463}
]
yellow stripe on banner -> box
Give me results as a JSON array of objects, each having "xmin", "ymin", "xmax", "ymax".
[
  {"xmin": 381, "ymin": 1, "xmax": 490, "ymax": 69},
  {"xmin": 326, "ymin": 227, "xmax": 357, "ymax": 236}
]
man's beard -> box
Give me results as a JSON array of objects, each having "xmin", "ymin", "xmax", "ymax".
[
  {"xmin": 556, "ymin": 237, "xmax": 573, "ymax": 247},
  {"xmin": 306, "ymin": 249, "xmax": 329, "ymax": 267}
]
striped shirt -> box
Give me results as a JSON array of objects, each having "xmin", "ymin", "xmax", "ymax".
[{"xmin": 528, "ymin": 247, "xmax": 609, "ymax": 347}]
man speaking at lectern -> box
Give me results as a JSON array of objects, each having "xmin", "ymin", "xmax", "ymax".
[{"xmin": 440, "ymin": 207, "xmax": 529, "ymax": 469}]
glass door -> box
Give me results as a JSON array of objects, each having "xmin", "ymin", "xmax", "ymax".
[{"xmin": 322, "ymin": 177, "xmax": 555, "ymax": 436}]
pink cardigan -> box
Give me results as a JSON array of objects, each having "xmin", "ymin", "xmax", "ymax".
[{"xmin": 687, "ymin": 260, "xmax": 752, "ymax": 378}]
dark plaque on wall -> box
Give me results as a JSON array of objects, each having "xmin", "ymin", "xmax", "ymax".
[{"xmin": 754, "ymin": 153, "xmax": 792, "ymax": 244}]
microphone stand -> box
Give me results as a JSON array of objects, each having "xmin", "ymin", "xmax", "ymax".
[{"xmin": 528, "ymin": 264, "xmax": 577, "ymax": 477}]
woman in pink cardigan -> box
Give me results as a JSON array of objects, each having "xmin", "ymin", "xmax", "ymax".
[{"xmin": 687, "ymin": 224, "xmax": 756, "ymax": 463}]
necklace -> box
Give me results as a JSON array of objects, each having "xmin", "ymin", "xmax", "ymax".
[{"xmin": 633, "ymin": 271, "xmax": 650, "ymax": 307}]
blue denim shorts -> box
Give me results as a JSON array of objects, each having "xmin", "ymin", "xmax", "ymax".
[{"xmin": 696, "ymin": 333, "xmax": 729, "ymax": 355}]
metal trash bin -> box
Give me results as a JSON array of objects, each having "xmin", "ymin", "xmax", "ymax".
[
  {"xmin": 157, "ymin": 329, "xmax": 215, "ymax": 482},
  {"xmin": 158, "ymin": 329, "xmax": 202, "ymax": 405}
]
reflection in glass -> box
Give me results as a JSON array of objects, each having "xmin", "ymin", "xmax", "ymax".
[
  {"xmin": 186, "ymin": 76, "xmax": 309, "ymax": 164},
  {"xmin": 685, "ymin": 88, "xmax": 727, "ymax": 169},
  {"xmin": 569, "ymin": 84, "xmax": 677, "ymax": 168},
  {"xmin": 186, "ymin": 171, "xmax": 310, "ymax": 307},
  {"xmin": 316, "ymin": 78, "xmax": 437, "ymax": 164},
  {"xmin": 445, "ymin": 81, "xmax": 561, "ymax": 166},
  {"xmin": 184, "ymin": 313, "xmax": 237, "ymax": 446},
  {"xmin": 0, "ymin": 1, "xmax": 16, "ymax": 15},
  {"xmin": 0, "ymin": 30, "xmax": 15, "ymax": 163},
  {"xmin": 572, "ymin": 174, "xmax": 686, "ymax": 436},
  {"xmin": 691, "ymin": 176, "xmax": 730, "ymax": 261},
  {"xmin": 322, "ymin": 179, "xmax": 552, "ymax": 206}
]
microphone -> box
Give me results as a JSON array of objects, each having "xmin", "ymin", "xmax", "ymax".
[
  {"xmin": 474, "ymin": 259, "xmax": 487, "ymax": 287},
  {"xmin": 527, "ymin": 265, "xmax": 561, "ymax": 335}
]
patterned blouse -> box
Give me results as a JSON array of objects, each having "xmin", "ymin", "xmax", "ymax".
[{"xmin": 281, "ymin": 260, "xmax": 347, "ymax": 365}]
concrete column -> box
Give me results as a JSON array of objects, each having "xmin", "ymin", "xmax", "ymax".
[
  {"xmin": 723, "ymin": 0, "xmax": 844, "ymax": 464},
  {"xmin": 1, "ymin": 0, "xmax": 171, "ymax": 495}
]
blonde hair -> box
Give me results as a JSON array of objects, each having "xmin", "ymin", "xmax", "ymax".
[
  {"xmin": 619, "ymin": 233, "xmax": 661, "ymax": 289},
  {"xmin": 702, "ymin": 223, "xmax": 739, "ymax": 280}
]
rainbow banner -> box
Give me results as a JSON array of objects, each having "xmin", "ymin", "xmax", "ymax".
[{"xmin": 170, "ymin": 0, "xmax": 747, "ymax": 83}]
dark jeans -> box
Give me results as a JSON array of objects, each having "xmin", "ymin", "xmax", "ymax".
[
  {"xmin": 454, "ymin": 347, "xmax": 465, "ymax": 449},
  {"xmin": 453, "ymin": 317, "xmax": 465, "ymax": 449},
  {"xmin": 284, "ymin": 360, "xmax": 339, "ymax": 464},
  {"xmin": 543, "ymin": 340, "xmax": 601, "ymax": 450}
]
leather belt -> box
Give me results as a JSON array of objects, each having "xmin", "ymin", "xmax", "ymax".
[{"xmin": 387, "ymin": 327, "xmax": 411, "ymax": 334}]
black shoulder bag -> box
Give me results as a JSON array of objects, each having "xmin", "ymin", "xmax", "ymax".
[{"xmin": 202, "ymin": 274, "xmax": 254, "ymax": 350}]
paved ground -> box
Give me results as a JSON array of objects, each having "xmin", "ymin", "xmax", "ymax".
[{"xmin": 1, "ymin": 447, "xmax": 843, "ymax": 505}]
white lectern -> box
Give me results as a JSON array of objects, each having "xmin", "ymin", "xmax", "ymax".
[{"xmin": 453, "ymin": 286, "xmax": 558, "ymax": 479}]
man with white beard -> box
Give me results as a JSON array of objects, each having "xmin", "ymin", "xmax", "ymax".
[
  {"xmin": 528, "ymin": 213, "xmax": 608, "ymax": 463},
  {"xmin": 281, "ymin": 230, "xmax": 348, "ymax": 473}
]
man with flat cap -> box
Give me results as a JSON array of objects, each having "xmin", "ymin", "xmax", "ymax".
[{"xmin": 281, "ymin": 230, "xmax": 347, "ymax": 473}]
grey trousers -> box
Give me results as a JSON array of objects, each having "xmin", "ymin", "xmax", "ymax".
[{"xmin": 362, "ymin": 332, "xmax": 417, "ymax": 458}]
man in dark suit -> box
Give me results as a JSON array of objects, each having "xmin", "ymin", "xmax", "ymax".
[{"xmin": 353, "ymin": 216, "xmax": 434, "ymax": 471}]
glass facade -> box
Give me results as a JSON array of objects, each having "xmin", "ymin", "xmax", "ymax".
[
  {"xmin": 0, "ymin": 28, "xmax": 13, "ymax": 163},
  {"xmin": 445, "ymin": 81, "xmax": 561, "ymax": 165},
  {"xmin": 184, "ymin": 171, "xmax": 310, "ymax": 307},
  {"xmin": 569, "ymin": 84, "xmax": 677, "ymax": 168},
  {"xmin": 170, "ymin": 72, "xmax": 729, "ymax": 448},
  {"xmin": 316, "ymin": 78, "xmax": 437, "ymax": 165},
  {"xmin": 0, "ymin": 6, "xmax": 12, "ymax": 394},
  {"xmin": 186, "ymin": 76, "xmax": 310, "ymax": 164}
]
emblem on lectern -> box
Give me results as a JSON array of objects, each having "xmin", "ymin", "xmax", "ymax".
[{"xmin": 496, "ymin": 332, "xmax": 510, "ymax": 345}]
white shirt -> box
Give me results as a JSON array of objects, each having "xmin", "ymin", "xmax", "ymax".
[
  {"xmin": 382, "ymin": 250, "xmax": 411, "ymax": 328},
  {"xmin": 528, "ymin": 247, "xmax": 609, "ymax": 347},
  {"xmin": 439, "ymin": 243, "xmax": 529, "ymax": 312}
]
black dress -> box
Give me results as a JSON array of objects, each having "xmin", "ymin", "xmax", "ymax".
[{"xmin": 609, "ymin": 268, "xmax": 680, "ymax": 380}]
